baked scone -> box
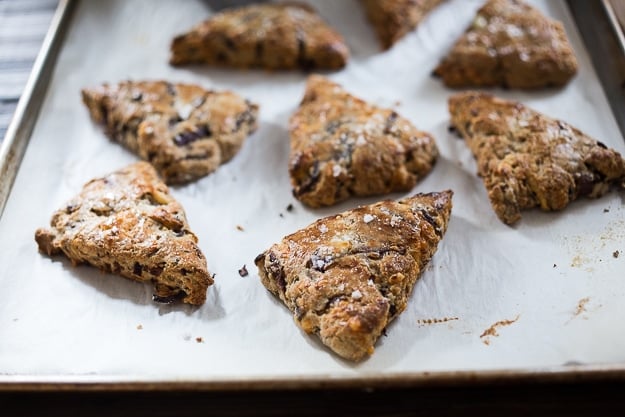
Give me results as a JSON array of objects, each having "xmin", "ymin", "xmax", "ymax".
[
  {"xmin": 82, "ymin": 80, "xmax": 258, "ymax": 185},
  {"xmin": 289, "ymin": 75, "xmax": 438, "ymax": 207},
  {"xmin": 170, "ymin": 3, "xmax": 349, "ymax": 70},
  {"xmin": 433, "ymin": 0, "xmax": 578, "ymax": 89},
  {"xmin": 35, "ymin": 162, "xmax": 212, "ymax": 305},
  {"xmin": 449, "ymin": 92, "xmax": 625, "ymax": 224},
  {"xmin": 361, "ymin": 0, "xmax": 446, "ymax": 50},
  {"xmin": 255, "ymin": 190, "xmax": 453, "ymax": 361}
]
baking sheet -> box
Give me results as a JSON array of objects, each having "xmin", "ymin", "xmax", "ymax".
[{"xmin": 1, "ymin": 0, "xmax": 624, "ymax": 383}]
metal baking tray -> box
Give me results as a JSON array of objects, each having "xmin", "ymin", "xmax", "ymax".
[{"xmin": 1, "ymin": 0, "xmax": 625, "ymax": 392}]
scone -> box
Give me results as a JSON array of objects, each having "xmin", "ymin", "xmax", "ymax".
[
  {"xmin": 35, "ymin": 162, "xmax": 212, "ymax": 305},
  {"xmin": 433, "ymin": 0, "xmax": 578, "ymax": 89},
  {"xmin": 361, "ymin": 0, "xmax": 446, "ymax": 50},
  {"xmin": 289, "ymin": 75, "xmax": 438, "ymax": 207},
  {"xmin": 170, "ymin": 3, "xmax": 349, "ymax": 70},
  {"xmin": 82, "ymin": 80, "xmax": 258, "ymax": 185},
  {"xmin": 255, "ymin": 190, "xmax": 453, "ymax": 361},
  {"xmin": 449, "ymin": 92, "xmax": 625, "ymax": 224}
]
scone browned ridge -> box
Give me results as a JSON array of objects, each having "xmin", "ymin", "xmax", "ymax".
[
  {"xmin": 170, "ymin": 3, "xmax": 349, "ymax": 70},
  {"xmin": 289, "ymin": 75, "xmax": 438, "ymax": 207},
  {"xmin": 433, "ymin": 0, "xmax": 578, "ymax": 89},
  {"xmin": 82, "ymin": 80, "xmax": 258, "ymax": 185},
  {"xmin": 35, "ymin": 162, "xmax": 212, "ymax": 306},
  {"xmin": 449, "ymin": 92, "xmax": 625, "ymax": 225},
  {"xmin": 255, "ymin": 190, "xmax": 453, "ymax": 361},
  {"xmin": 361, "ymin": 0, "xmax": 446, "ymax": 50}
]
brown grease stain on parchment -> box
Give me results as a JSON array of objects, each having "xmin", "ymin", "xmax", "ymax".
[{"xmin": 480, "ymin": 315, "xmax": 520, "ymax": 345}]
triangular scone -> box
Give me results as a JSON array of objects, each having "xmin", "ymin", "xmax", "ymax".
[
  {"xmin": 170, "ymin": 3, "xmax": 349, "ymax": 70},
  {"xmin": 255, "ymin": 191, "xmax": 452, "ymax": 361},
  {"xmin": 35, "ymin": 162, "xmax": 212, "ymax": 305},
  {"xmin": 361, "ymin": 0, "xmax": 446, "ymax": 50},
  {"xmin": 82, "ymin": 80, "xmax": 258, "ymax": 185},
  {"xmin": 433, "ymin": 0, "xmax": 577, "ymax": 89},
  {"xmin": 449, "ymin": 92, "xmax": 625, "ymax": 225},
  {"xmin": 289, "ymin": 75, "xmax": 438, "ymax": 207}
]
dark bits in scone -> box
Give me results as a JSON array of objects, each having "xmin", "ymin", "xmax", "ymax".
[
  {"xmin": 433, "ymin": 0, "xmax": 578, "ymax": 89},
  {"xmin": 289, "ymin": 75, "xmax": 438, "ymax": 208},
  {"xmin": 255, "ymin": 190, "xmax": 453, "ymax": 361},
  {"xmin": 35, "ymin": 162, "xmax": 212, "ymax": 306},
  {"xmin": 170, "ymin": 3, "xmax": 349, "ymax": 70},
  {"xmin": 82, "ymin": 80, "xmax": 258, "ymax": 185},
  {"xmin": 361, "ymin": 0, "xmax": 446, "ymax": 50},
  {"xmin": 448, "ymin": 91, "xmax": 625, "ymax": 224}
]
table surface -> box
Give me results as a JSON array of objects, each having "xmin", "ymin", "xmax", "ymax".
[{"xmin": 1, "ymin": 1, "xmax": 625, "ymax": 415}]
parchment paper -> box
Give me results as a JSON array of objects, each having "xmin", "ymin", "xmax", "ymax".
[{"xmin": 1, "ymin": 0, "xmax": 624, "ymax": 381}]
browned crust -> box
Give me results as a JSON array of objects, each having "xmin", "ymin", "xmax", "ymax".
[
  {"xmin": 170, "ymin": 3, "xmax": 349, "ymax": 70},
  {"xmin": 289, "ymin": 75, "xmax": 438, "ymax": 208},
  {"xmin": 35, "ymin": 161, "xmax": 212, "ymax": 305},
  {"xmin": 82, "ymin": 80, "xmax": 258, "ymax": 185},
  {"xmin": 433, "ymin": 0, "xmax": 578, "ymax": 89},
  {"xmin": 448, "ymin": 91, "xmax": 625, "ymax": 224},
  {"xmin": 361, "ymin": 0, "xmax": 446, "ymax": 49},
  {"xmin": 255, "ymin": 190, "xmax": 453, "ymax": 361}
]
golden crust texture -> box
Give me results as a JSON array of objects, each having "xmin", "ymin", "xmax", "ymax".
[
  {"xmin": 434, "ymin": 0, "xmax": 578, "ymax": 89},
  {"xmin": 361, "ymin": 0, "xmax": 446, "ymax": 49},
  {"xmin": 289, "ymin": 75, "xmax": 438, "ymax": 208},
  {"xmin": 35, "ymin": 162, "xmax": 212, "ymax": 306},
  {"xmin": 82, "ymin": 80, "xmax": 258, "ymax": 185},
  {"xmin": 255, "ymin": 191, "xmax": 453, "ymax": 361},
  {"xmin": 449, "ymin": 92, "xmax": 625, "ymax": 224},
  {"xmin": 170, "ymin": 3, "xmax": 349, "ymax": 70}
]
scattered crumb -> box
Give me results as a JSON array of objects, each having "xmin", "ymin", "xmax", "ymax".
[
  {"xmin": 136, "ymin": 324, "xmax": 143, "ymax": 330},
  {"xmin": 604, "ymin": 208, "xmax": 610, "ymax": 213},
  {"xmin": 574, "ymin": 297, "xmax": 590, "ymax": 318},
  {"xmin": 196, "ymin": 337, "xmax": 203, "ymax": 343},
  {"xmin": 286, "ymin": 204, "xmax": 294, "ymax": 212},
  {"xmin": 394, "ymin": 100, "xmax": 401, "ymax": 107},
  {"xmin": 553, "ymin": 263, "xmax": 557, "ymax": 268},
  {"xmin": 279, "ymin": 213, "xmax": 284, "ymax": 218},
  {"xmin": 238, "ymin": 265, "xmax": 249, "ymax": 277},
  {"xmin": 417, "ymin": 317, "xmax": 459, "ymax": 325},
  {"xmin": 480, "ymin": 315, "xmax": 520, "ymax": 344},
  {"xmin": 613, "ymin": 250, "xmax": 620, "ymax": 258},
  {"xmin": 236, "ymin": 224, "xmax": 244, "ymax": 231}
]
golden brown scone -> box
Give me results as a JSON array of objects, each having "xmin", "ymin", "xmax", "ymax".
[
  {"xmin": 289, "ymin": 75, "xmax": 438, "ymax": 207},
  {"xmin": 361, "ymin": 0, "xmax": 446, "ymax": 50},
  {"xmin": 82, "ymin": 80, "xmax": 258, "ymax": 185},
  {"xmin": 35, "ymin": 162, "xmax": 212, "ymax": 305},
  {"xmin": 170, "ymin": 3, "xmax": 349, "ymax": 70},
  {"xmin": 433, "ymin": 0, "xmax": 578, "ymax": 89},
  {"xmin": 449, "ymin": 92, "xmax": 625, "ymax": 224},
  {"xmin": 255, "ymin": 191, "xmax": 452, "ymax": 361}
]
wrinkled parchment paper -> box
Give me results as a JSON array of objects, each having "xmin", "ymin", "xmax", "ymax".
[{"xmin": 1, "ymin": 0, "xmax": 624, "ymax": 382}]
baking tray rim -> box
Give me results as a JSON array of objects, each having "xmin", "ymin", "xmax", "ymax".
[
  {"xmin": 2, "ymin": 363, "xmax": 625, "ymax": 391},
  {"xmin": 2, "ymin": 0, "xmax": 625, "ymax": 391}
]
